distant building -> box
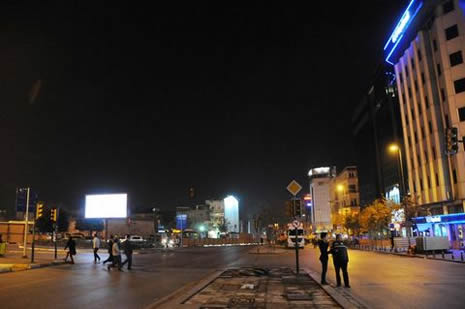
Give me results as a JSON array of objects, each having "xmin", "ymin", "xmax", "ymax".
[
  {"xmin": 175, "ymin": 205, "xmax": 210, "ymax": 232},
  {"xmin": 309, "ymin": 167, "xmax": 336, "ymax": 233},
  {"xmin": 330, "ymin": 166, "xmax": 361, "ymax": 216},
  {"xmin": 206, "ymin": 199, "xmax": 224, "ymax": 229}
]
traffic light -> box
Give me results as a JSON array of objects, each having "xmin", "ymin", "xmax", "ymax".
[
  {"xmin": 285, "ymin": 200, "xmax": 293, "ymax": 217},
  {"xmin": 50, "ymin": 208, "xmax": 58, "ymax": 222},
  {"xmin": 446, "ymin": 127, "xmax": 459, "ymax": 154},
  {"xmin": 293, "ymin": 199, "xmax": 302, "ymax": 217},
  {"xmin": 36, "ymin": 202, "xmax": 44, "ymax": 219}
]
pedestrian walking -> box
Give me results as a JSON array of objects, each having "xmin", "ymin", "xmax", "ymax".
[
  {"xmin": 390, "ymin": 232, "xmax": 395, "ymax": 252},
  {"xmin": 108, "ymin": 236, "xmax": 123, "ymax": 271},
  {"xmin": 92, "ymin": 233, "xmax": 101, "ymax": 263},
  {"xmin": 64, "ymin": 236, "xmax": 76, "ymax": 264},
  {"xmin": 122, "ymin": 234, "xmax": 133, "ymax": 270},
  {"xmin": 0, "ymin": 234, "xmax": 6, "ymax": 256},
  {"xmin": 102, "ymin": 235, "xmax": 114, "ymax": 265},
  {"xmin": 318, "ymin": 232, "xmax": 330, "ymax": 285},
  {"xmin": 329, "ymin": 234, "xmax": 350, "ymax": 288}
]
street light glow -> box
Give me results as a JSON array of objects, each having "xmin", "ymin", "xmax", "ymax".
[
  {"xmin": 389, "ymin": 144, "xmax": 399, "ymax": 153},
  {"xmin": 336, "ymin": 184, "xmax": 344, "ymax": 192}
]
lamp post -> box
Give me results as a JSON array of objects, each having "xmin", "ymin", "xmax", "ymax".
[{"xmin": 388, "ymin": 144, "xmax": 406, "ymax": 201}]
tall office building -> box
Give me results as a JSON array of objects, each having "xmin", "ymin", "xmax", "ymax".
[
  {"xmin": 352, "ymin": 65, "xmax": 404, "ymax": 205},
  {"xmin": 384, "ymin": 0, "xmax": 465, "ymax": 247}
]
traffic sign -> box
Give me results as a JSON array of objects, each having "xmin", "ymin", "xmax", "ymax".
[{"xmin": 286, "ymin": 180, "xmax": 302, "ymax": 196}]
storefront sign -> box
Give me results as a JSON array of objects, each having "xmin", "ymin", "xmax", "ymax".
[{"xmin": 426, "ymin": 216, "xmax": 441, "ymax": 223}]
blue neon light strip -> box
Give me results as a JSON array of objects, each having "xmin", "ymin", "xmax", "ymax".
[{"xmin": 384, "ymin": 0, "xmax": 423, "ymax": 65}]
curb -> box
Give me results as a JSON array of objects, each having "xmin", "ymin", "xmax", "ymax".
[
  {"xmin": 304, "ymin": 268, "xmax": 368, "ymax": 309},
  {"xmin": 0, "ymin": 260, "xmax": 66, "ymax": 274},
  {"xmin": 145, "ymin": 269, "xmax": 224, "ymax": 309}
]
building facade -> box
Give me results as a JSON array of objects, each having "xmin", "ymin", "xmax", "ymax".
[
  {"xmin": 384, "ymin": 0, "xmax": 465, "ymax": 248},
  {"xmin": 330, "ymin": 166, "xmax": 361, "ymax": 217},
  {"xmin": 309, "ymin": 167, "xmax": 336, "ymax": 233},
  {"xmin": 352, "ymin": 65, "xmax": 404, "ymax": 206}
]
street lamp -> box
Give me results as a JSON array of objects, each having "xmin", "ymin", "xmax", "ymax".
[{"xmin": 388, "ymin": 143, "xmax": 406, "ymax": 201}]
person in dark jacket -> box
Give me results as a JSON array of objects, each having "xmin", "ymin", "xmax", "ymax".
[
  {"xmin": 102, "ymin": 235, "xmax": 114, "ymax": 265},
  {"xmin": 64, "ymin": 236, "xmax": 76, "ymax": 264},
  {"xmin": 318, "ymin": 232, "xmax": 330, "ymax": 285},
  {"xmin": 122, "ymin": 234, "xmax": 133, "ymax": 270},
  {"xmin": 329, "ymin": 234, "xmax": 350, "ymax": 288}
]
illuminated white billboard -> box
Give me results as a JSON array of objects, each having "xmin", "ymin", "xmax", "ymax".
[
  {"xmin": 85, "ymin": 193, "xmax": 127, "ymax": 218},
  {"xmin": 224, "ymin": 195, "xmax": 239, "ymax": 233}
]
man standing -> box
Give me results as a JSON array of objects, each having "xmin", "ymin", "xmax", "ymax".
[
  {"xmin": 102, "ymin": 235, "xmax": 114, "ymax": 265},
  {"xmin": 108, "ymin": 236, "xmax": 123, "ymax": 271},
  {"xmin": 317, "ymin": 232, "xmax": 329, "ymax": 285},
  {"xmin": 330, "ymin": 234, "xmax": 350, "ymax": 288},
  {"xmin": 92, "ymin": 233, "xmax": 101, "ymax": 263},
  {"xmin": 122, "ymin": 234, "xmax": 133, "ymax": 270}
]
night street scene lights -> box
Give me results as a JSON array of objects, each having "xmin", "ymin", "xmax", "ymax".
[{"xmin": 388, "ymin": 143, "xmax": 406, "ymax": 201}]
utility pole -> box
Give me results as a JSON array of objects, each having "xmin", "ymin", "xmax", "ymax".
[{"xmin": 22, "ymin": 188, "xmax": 30, "ymax": 258}]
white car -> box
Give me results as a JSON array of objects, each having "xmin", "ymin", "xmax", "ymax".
[{"xmin": 128, "ymin": 235, "xmax": 144, "ymax": 242}]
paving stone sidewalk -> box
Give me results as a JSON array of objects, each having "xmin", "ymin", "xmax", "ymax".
[{"xmin": 183, "ymin": 267, "xmax": 341, "ymax": 308}]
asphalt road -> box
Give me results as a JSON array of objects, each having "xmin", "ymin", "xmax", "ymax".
[{"xmin": 1, "ymin": 245, "xmax": 465, "ymax": 309}]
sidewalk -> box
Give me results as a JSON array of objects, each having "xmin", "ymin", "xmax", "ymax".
[
  {"xmin": 0, "ymin": 244, "xmax": 67, "ymax": 273},
  {"xmin": 149, "ymin": 266, "xmax": 364, "ymax": 309}
]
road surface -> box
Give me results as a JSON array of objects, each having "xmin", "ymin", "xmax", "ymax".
[{"xmin": 1, "ymin": 246, "xmax": 464, "ymax": 309}]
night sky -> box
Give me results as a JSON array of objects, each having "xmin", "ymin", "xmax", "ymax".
[{"xmin": 0, "ymin": 1, "xmax": 406, "ymax": 219}]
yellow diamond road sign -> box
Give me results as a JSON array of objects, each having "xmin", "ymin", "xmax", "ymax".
[{"xmin": 287, "ymin": 180, "xmax": 302, "ymax": 196}]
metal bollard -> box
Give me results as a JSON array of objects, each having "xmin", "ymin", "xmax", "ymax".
[
  {"xmin": 451, "ymin": 253, "xmax": 455, "ymax": 260},
  {"xmin": 442, "ymin": 252, "xmax": 445, "ymax": 259},
  {"xmin": 461, "ymin": 252, "xmax": 464, "ymax": 262}
]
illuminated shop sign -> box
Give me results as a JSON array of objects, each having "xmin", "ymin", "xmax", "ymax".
[
  {"xmin": 413, "ymin": 213, "xmax": 465, "ymax": 224},
  {"xmin": 384, "ymin": 0, "xmax": 423, "ymax": 65},
  {"xmin": 426, "ymin": 216, "xmax": 441, "ymax": 223}
]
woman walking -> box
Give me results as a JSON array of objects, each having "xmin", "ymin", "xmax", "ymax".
[{"xmin": 64, "ymin": 236, "xmax": 76, "ymax": 264}]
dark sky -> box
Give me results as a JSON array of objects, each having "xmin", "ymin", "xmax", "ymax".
[{"xmin": 0, "ymin": 1, "xmax": 406, "ymax": 218}]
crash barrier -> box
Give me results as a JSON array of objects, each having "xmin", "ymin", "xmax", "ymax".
[
  {"xmin": 354, "ymin": 238, "xmax": 417, "ymax": 252},
  {"xmin": 182, "ymin": 236, "xmax": 256, "ymax": 247},
  {"xmin": 0, "ymin": 222, "xmax": 34, "ymax": 244}
]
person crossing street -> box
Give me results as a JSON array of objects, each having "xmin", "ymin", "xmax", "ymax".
[
  {"xmin": 92, "ymin": 233, "xmax": 101, "ymax": 263},
  {"xmin": 122, "ymin": 234, "xmax": 133, "ymax": 270}
]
